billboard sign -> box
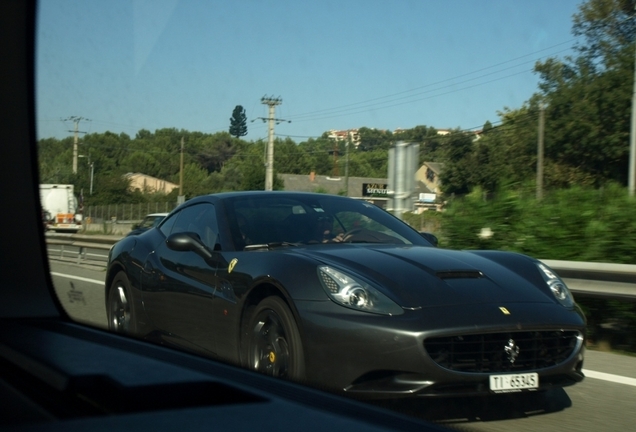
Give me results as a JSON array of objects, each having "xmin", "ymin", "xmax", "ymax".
[{"xmin": 362, "ymin": 183, "xmax": 388, "ymax": 197}]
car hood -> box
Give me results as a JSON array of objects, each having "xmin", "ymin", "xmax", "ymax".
[{"xmin": 292, "ymin": 245, "xmax": 554, "ymax": 309}]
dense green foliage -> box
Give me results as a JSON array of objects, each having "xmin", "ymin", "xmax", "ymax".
[
  {"xmin": 37, "ymin": 127, "xmax": 403, "ymax": 206},
  {"xmin": 438, "ymin": 183, "xmax": 636, "ymax": 263}
]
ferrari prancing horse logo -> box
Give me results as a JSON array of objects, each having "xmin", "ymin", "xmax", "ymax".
[
  {"xmin": 499, "ymin": 306, "xmax": 510, "ymax": 315},
  {"xmin": 505, "ymin": 339, "xmax": 520, "ymax": 364},
  {"xmin": 228, "ymin": 258, "xmax": 238, "ymax": 274}
]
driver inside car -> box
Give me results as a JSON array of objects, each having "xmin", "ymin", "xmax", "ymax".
[
  {"xmin": 318, "ymin": 215, "xmax": 360, "ymax": 243},
  {"xmin": 317, "ymin": 215, "xmax": 336, "ymax": 242}
]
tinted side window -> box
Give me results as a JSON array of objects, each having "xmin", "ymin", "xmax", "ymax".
[
  {"xmin": 171, "ymin": 203, "xmax": 219, "ymax": 250},
  {"xmin": 158, "ymin": 212, "xmax": 178, "ymax": 237},
  {"xmin": 139, "ymin": 217, "xmax": 155, "ymax": 229}
]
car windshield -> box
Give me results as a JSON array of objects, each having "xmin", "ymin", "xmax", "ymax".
[
  {"xmin": 35, "ymin": 0, "xmax": 636, "ymax": 430},
  {"xmin": 228, "ymin": 194, "xmax": 428, "ymax": 248}
]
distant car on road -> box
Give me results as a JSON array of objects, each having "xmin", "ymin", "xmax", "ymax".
[{"xmin": 126, "ymin": 212, "xmax": 168, "ymax": 237}]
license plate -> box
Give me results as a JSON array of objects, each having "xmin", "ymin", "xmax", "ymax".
[{"xmin": 489, "ymin": 373, "xmax": 538, "ymax": 392}]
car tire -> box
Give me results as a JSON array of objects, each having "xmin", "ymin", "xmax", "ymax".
[
  {"xmin": 246, "ymin": 297, "xmax": 305, "ymax": 381},
  {"xmin": 107, "ymin": 271, "xmax": 136, "ymax": 334}
]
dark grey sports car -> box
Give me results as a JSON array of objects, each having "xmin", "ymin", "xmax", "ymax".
[{"xmin": 105, "ymin": 191, "xmax": 585, "ymax": 398}]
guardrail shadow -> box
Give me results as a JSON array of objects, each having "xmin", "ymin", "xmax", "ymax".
[{"xmin": 371, "ymin": 388, "xmax": 572, "ymax": 423}]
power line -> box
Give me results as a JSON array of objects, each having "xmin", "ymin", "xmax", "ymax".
[
  {"xmin": 286, "ymin": 43, "xmax": 576, "ymax": 122},
  {"xmin": 292, "ymin": 68, "xmax": 535, "ymax": 124}
]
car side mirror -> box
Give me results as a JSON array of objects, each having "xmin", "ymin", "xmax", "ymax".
[
  {"xmin": 166, "ymin": 232, "xmax": 213, "ymax": 260},
  {"xmin": 420, "ymin": 232, "xmax": 438, "ymax": 247}
]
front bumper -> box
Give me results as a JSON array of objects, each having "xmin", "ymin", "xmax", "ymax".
[{"xmin": 296, "ymin": 300, "xmax": 586, "ymax": 398}]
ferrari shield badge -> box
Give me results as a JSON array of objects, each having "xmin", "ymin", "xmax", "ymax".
[
  {"xmin": 499, "ymin": 306, "xmax": 511, "ymax": 315},
  {"xmin": 228, "ymin": 258, "xmax": 238, "ymax": 274}
]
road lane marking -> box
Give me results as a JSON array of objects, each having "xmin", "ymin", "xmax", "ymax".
[
  {"xmin": 583, "ymin": 369, "xmax": 636, "ymax": 387},
  {"xmin": 51, "ymin": 272, "xmax": 103, "ymax": 285}
]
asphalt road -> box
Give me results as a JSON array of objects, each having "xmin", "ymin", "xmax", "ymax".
[
  {"xmin": 49, "ymin": 259, "xmax": 108, "ymax": 330},
  {"xmin": 48, "ymin": 259, "xmax": 636, "ymax": 431}
]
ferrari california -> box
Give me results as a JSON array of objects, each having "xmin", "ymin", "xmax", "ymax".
[{"xmin": 105, "ymin": 191, "xmax": 585, "ymax": 398}]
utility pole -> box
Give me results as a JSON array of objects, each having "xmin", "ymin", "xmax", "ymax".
[
  {"xmin": 178, "ymin": 137, "xmax": 185, "ymax": 204},
  {"xmin": 331, "ymin": 141, "xmax": 339, "ymax": 177},
  {"xmin": 78, "ymin": 153, "xmax": 93, "ymax": 195},
  {"xmin": 89, "ymin": 162, "xmax": 94, "ymax": 195},
  {"xmin": 344, "ymin": 134, "xmax": 350, "ymax": 196},
  {"xmin": 62, "ymin": 116, "xmax": 90, "ymax": 174},
  {"xmin": 537, "ymin": 103, "xmax": 545, "ymax": 201},
  {"xmin": 629, "ymin": 25, "xmax": 636, "ymax": 197},
  {"xmin": 256, "ymin": 96, "xmax": 289, "ymax": 191}
]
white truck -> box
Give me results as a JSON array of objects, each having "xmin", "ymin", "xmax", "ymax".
[{"xmin": 39, "ymin": 184, "xmax": 82, "ymax": 233}]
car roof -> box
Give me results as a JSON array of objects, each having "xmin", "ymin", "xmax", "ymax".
[{"xmin": 187, "ymin": 191, "xmax": 354, "ymax": 203}]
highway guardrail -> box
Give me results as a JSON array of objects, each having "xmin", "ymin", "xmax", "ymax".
[
  {"xmin": 46, "ymin": 233, "xmax": 119, "ymax": 265},
  {"xmin": 44, "ymin": 234, "xmax": 636, "ymax": 299}
]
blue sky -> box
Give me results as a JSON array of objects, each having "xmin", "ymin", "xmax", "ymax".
[{"xmin": 36, "ymin": 0, "xmax": 583, "ymax": 142}]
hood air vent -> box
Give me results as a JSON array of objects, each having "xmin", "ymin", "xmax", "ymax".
[{"xmin": 436, "ymin": 270, "xmax": 483, "ymax": 280}]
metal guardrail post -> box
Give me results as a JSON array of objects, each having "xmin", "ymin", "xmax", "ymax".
[{"xmin": 77, "ymin": 246, "xmax": 86, "ymax": 264}]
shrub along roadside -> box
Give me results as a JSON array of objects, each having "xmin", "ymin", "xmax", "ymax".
[{"xmin": 438, "ymin": 183, "xmax": 636, "ymax": 264}]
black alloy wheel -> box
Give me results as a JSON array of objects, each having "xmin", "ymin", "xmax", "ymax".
[
  {"xmin": 108, "ymin": 272, "xmax": 135, "ymax": 334},
  {"xmin": 247, "ymin": 297, "xmax": 305, "ymax": 380}
]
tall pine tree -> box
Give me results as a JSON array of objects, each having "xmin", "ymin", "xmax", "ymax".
[{"xmin": 229, "ymin": 105, "xmax": 248, "ymax": 139}]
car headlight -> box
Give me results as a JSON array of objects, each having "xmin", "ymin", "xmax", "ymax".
[
  {"xmin": 317, "ymin": 266, "xmax": 403, "ymax": 315},
  {"xmin": 537, "ymin": 263, "xmax": 574, "ymax": 308}
]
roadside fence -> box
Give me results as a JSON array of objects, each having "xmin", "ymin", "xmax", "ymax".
[{"xmin": 83, "ymin": 202, "xmax": 177, "ymax": 224}]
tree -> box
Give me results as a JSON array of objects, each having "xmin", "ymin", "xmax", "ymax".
[
  {"xmin": 194, "ymin": 132, "xmax": 240, "ymax": 173},
  {"xmin": 571, "ymin": 0, "xmax": 636, "ymax": 69},
  {"xmin": 173, "ymin": 163, "xmax": 215, "ymax": 198},
  {"xmin": 229, "ymin": 105, "xmax": 248, "ymax": 139},
  {"xmin": 439, "ymin": 132, "xmax": 476, "ymax": 195},
  {"xmin": 532, "ymin": 0, "xmax": 634, "ymax": 187},
  {"xmin": 347, "ymin": 149, "xmax": 388, "ymax": 177},
  {"xmin": 357, "ymin": 127, "xmax": 393, "ymax": 151},
  {"xmin": 89, "ymin": 172, "xmax": 135, "ymax": 205},
  {"xmin": 274, "ymin": 138, "xmax": 311, "ymax": 174},
  {"xmin": 241, "ymin": 163, "xmax": 284, "ymax": 190},
  {"xmin": 434, "ymin": 0, "xmax": 636, "ymax": 194},
  {"xmin": 298, "ymin": 137, "xmax": 333, "ymax": 174}
]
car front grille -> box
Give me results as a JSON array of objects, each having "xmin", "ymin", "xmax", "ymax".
[{"xmin": 424, "ymin": 330, "xmax": 581, "ymax": 373}]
